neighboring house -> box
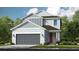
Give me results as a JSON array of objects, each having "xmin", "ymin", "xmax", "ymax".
[{"xmin": 11, "ymin": 11, "xmax": 61, "ymax": 45}]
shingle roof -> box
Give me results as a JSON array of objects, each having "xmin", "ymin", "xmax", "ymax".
[
  {"xmin": 22, "ymin": 11, "xmax": 60, "ymax": 20},
  {"xmin": 42, "ymin": 16, "xmax": 59, "ymax": 18},
  {"xmin": 43, "ymin": 25, "xmax": 59, "ymax": 30},
  {"xmin": 22, "ymin": 13, "xmax": 34, "ymax": 20}
]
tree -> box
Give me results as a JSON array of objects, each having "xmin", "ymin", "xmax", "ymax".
[
  {"xmin": 14, "ymin": 18, "xmax": 22, "ymax": 26},
  {"xmin": 73, "ymin": 10, "xmax": 79, "ymax": 21},
  {"xmin": 60, "ymin": 16, "xmax": 69, "ymax": 41},
  {"xmin": 0, "ymin": 16, "xmax": 22, "ymax": 44},
  {"xmin": 0, "ymin": 16, "xmax": 14, "ymax": 44},
  {"xmin": 61, "ymin": 10, "xmax": 79, "ymax": 42}
]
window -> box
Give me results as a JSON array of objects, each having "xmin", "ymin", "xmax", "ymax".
[
  {"xmin": 54, "ymin": 20, "xmax": 57, "ymax": 25},
  {"xmin": 45, "ymin": 20, "xmax": 52, "ymax": 25}
]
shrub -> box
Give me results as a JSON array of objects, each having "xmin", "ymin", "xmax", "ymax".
[
  {"xmin": 75, "ymin": 37, "xmax": 79, "ymax": 42},
  {"xmin": 44, "ymin": 43, "xmax": 50, "ymax": 45},
  {"xmin": 0, "ymin": 41, "xmax": 5, "ymax": 45},
  {"xmin": 4, "ymin": 43, "xmax": 11, "ymax": 45},
  {"xmin": 10, "ymin": 42, "xmax": 14, "ymax": 45},
  {"xmin": 71, "ymin": 41, "xmax": 77, "ymax": 45},
  {"xmin": 59, "ymin": 41, "xmax": 77, "ymax": 45},
  {"xmin": 59, "ymin": 41, "xmax": 65, "ymax": 45},
  {"xmin": 56, "ymin": 41, "xmax": 60, "ymax": 44}
]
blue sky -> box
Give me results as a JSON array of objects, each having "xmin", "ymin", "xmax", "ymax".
[
  {"xmin": 0, "ymin": 7, "xmax": 75, "ymax": 20},
  {"xmin": 0, "ymin": 7, "xmax": 47, "ymax": 20}
]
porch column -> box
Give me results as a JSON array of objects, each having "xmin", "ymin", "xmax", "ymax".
[{"xmin": 56, "ymin": 32, "xmax": 60, "ymax": 42}]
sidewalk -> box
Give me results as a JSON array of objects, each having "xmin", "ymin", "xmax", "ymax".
[{"xmin": 0, "ymin": 45, "xmax": 35, "ymax": 49}]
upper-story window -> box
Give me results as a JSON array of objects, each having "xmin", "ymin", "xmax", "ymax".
[
  {"xmin": 44, "ymin": 19, "xmax": 52, "ymax": 26},
  {"xmin": 54, "ymin": 20, "xmax": 57, "ymax": 26}
]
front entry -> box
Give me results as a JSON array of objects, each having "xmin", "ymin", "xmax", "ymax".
[
  {"xmin": 49, "ymin": 32, "xmax": 52, "ymax": 43},
  {"xmin": 49, "ymin": 32, "xmax": 56, "ymax": 43}
]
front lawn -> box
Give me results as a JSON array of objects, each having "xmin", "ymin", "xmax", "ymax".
[{"xmin": 32, "ymin": 45, "xmax": 79, "ymax": 48}]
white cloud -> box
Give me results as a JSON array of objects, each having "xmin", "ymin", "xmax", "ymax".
[
  {"xmin": 26, "ymin": 8, "xmax": 38, "ymax": 15},
  {"xmin": 27, "ymin": 7, "xmax": 60, "ymax": 16},
  {"xmin": 59, "ymin": 7, "xmax": 79, "ymax": 17},
  {"xmin": 46, "ymin": 7, "xmax": 60, "ymax": 15},
  {"xmin": 26, "ymin": 7, "xmax": 79, "ymax": 20},
  {"xmin": 58, "ymin": 7, "xmax": 79, "ymax": 20}
]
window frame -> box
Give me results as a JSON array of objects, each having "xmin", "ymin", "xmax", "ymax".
[{"xmin": 54, "ymin": 20, "xmax": 57, "ymax": 26}]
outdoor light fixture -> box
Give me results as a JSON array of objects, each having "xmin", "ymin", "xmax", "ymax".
[{"xmin": 13, "ymin": 34, "xmax": 15, "ymax": 37}]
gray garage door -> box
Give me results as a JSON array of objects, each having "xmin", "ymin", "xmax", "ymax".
[{"xmin": 16, "ymin": 34, "xmax": 40, "ymax": 45}]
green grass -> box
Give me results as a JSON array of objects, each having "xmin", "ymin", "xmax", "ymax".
[{"xmin": 32, "ymin": 45, "xmax": 79, "ymax": 48}]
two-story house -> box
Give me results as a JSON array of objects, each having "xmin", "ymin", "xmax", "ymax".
[{"xmin": 11, "ymin": 11, "xmax": 61, "ymax": 45}]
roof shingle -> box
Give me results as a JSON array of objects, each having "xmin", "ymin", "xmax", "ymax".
[{"xmin": 43, "ymin": 25, "xmax": 59, "ymax": 30}]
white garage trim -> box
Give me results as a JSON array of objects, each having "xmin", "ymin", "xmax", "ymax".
[
  {"xmin": 15, "ymin": 33, "xmax": 42, "ymax": 45},
  {"xmin": 12, "ymin": 30, "xmax": 45, "ymax": 45}
]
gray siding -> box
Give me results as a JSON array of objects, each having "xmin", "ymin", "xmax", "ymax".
[
  {"xmin": 44, "ymin": 30, "xmax": 49, "ymax": 43},
  {"xmin": 28, "ymin": 17, "xmax": 43, "ymax": 26},
  {"xmin": 27, "ymin": 11, "xmax": 52, "ymax": 26},
  {"xmin": 19, "ymin": 22, "xmax": 38, "ymax": 28},
  {"xmin": 16, "ymin": 34, "xmax": 40, "ymax": 45}
]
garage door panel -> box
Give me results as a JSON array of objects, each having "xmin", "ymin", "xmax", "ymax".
[{"xmin": 16, "ymin": 34, "xmax": 40, "ymax": 44}]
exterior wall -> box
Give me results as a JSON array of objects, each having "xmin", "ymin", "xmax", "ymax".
[
  {"xmin": 53, "ymin": 19, "xmax": 60, "ymax": 29},
  {"xmin": 52, "ymin": 32, "xmax": 56, "ymax": 43},
  {"xmin": 49, "ymin": 32, "xmax": 60, "ymax": 43},
  {"xmin": 20, "ymin": 22, "xmax": 38, "ymax": 28},
  {"xmin": 44, "ymin": 30, "xmax": 49, "ymax": 43},
  {"xmin": 37, "ymin": 11, "xmax": 52, "ymax": 16},
  {"xmin": 56, "ymin": 32, "xmax": 60, "ymax": 42},
  {"xmin": 24, "ymin": 17, "xmax": 43, "ymax": 26},
  {"xmin": 44, "ymin": 19, "xmax": 52, "ymax": 26},
  {"xmin": 12, "ymin": 28, "xmax": 45, "ymax": 45},
  {"xmin": 44, "ymin": 18, "xmax": 60, "ymax": 29}
]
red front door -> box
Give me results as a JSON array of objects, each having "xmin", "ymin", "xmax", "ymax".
[{"xmin": 49, "ymin": 33, "xmax": 52, "ymax": 43}]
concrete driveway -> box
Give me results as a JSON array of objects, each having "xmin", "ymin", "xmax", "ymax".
[{"xmin": 0, "ymin": 45, "xmax": 36, "ymax": 49}]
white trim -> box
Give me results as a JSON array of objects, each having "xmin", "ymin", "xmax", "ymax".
[
  {"xmin": 38, "ymin": 10, "xmax": 53, "ymax": 16},
  {"xmin": 20, "ymin": 13, "xmax": 41, "ymax": 20},
  {"xmin": 10, "ymin": 21, "xmax": 28, "ymax": 30},
  {"xmin": 14, "ymin": 32, "xmax": 41, "ymax": 34},
  {"xmin": 48, "ymin": 30, "xmax": 61, "ymax": 32},
  {"xmin": 12, "ymin": 29, "xmax": 45, "ymax": 45},
  {"xmin": 17, "ymin": 28, "xmax": 42, "ymax": 29},
  {"xmin": 10, "ymin": 19, "xmax": 46, "ymax": 31},
  {"xmin": 26, "ymin": 20, "xmax": 46, "ymax": 30},
  {"xmin": 20, "ymin": 10, "xmax": 52, "ymax": 20},
  {"xmin": 43, "ymin": 18, "xmax": 60, "ymax": 20},
  {"xmin": 23, "ymin": 14, "xmax": 42, "ymax": 21}
]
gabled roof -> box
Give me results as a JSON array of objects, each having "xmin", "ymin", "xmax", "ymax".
[
  {"xmin": 10, "ymin": 20, "xmax": 46, "ymax": 31},
  {"xmin": 22, "ymin": 11, "xmax": 59, "ymax": 20},
  {"xmin": 36, "ymin": 11, "xmax": 52, "ymax": 16},
  {"xmin": 11, "ymin": 11, "xmax": 60, "ymax": 31}
]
